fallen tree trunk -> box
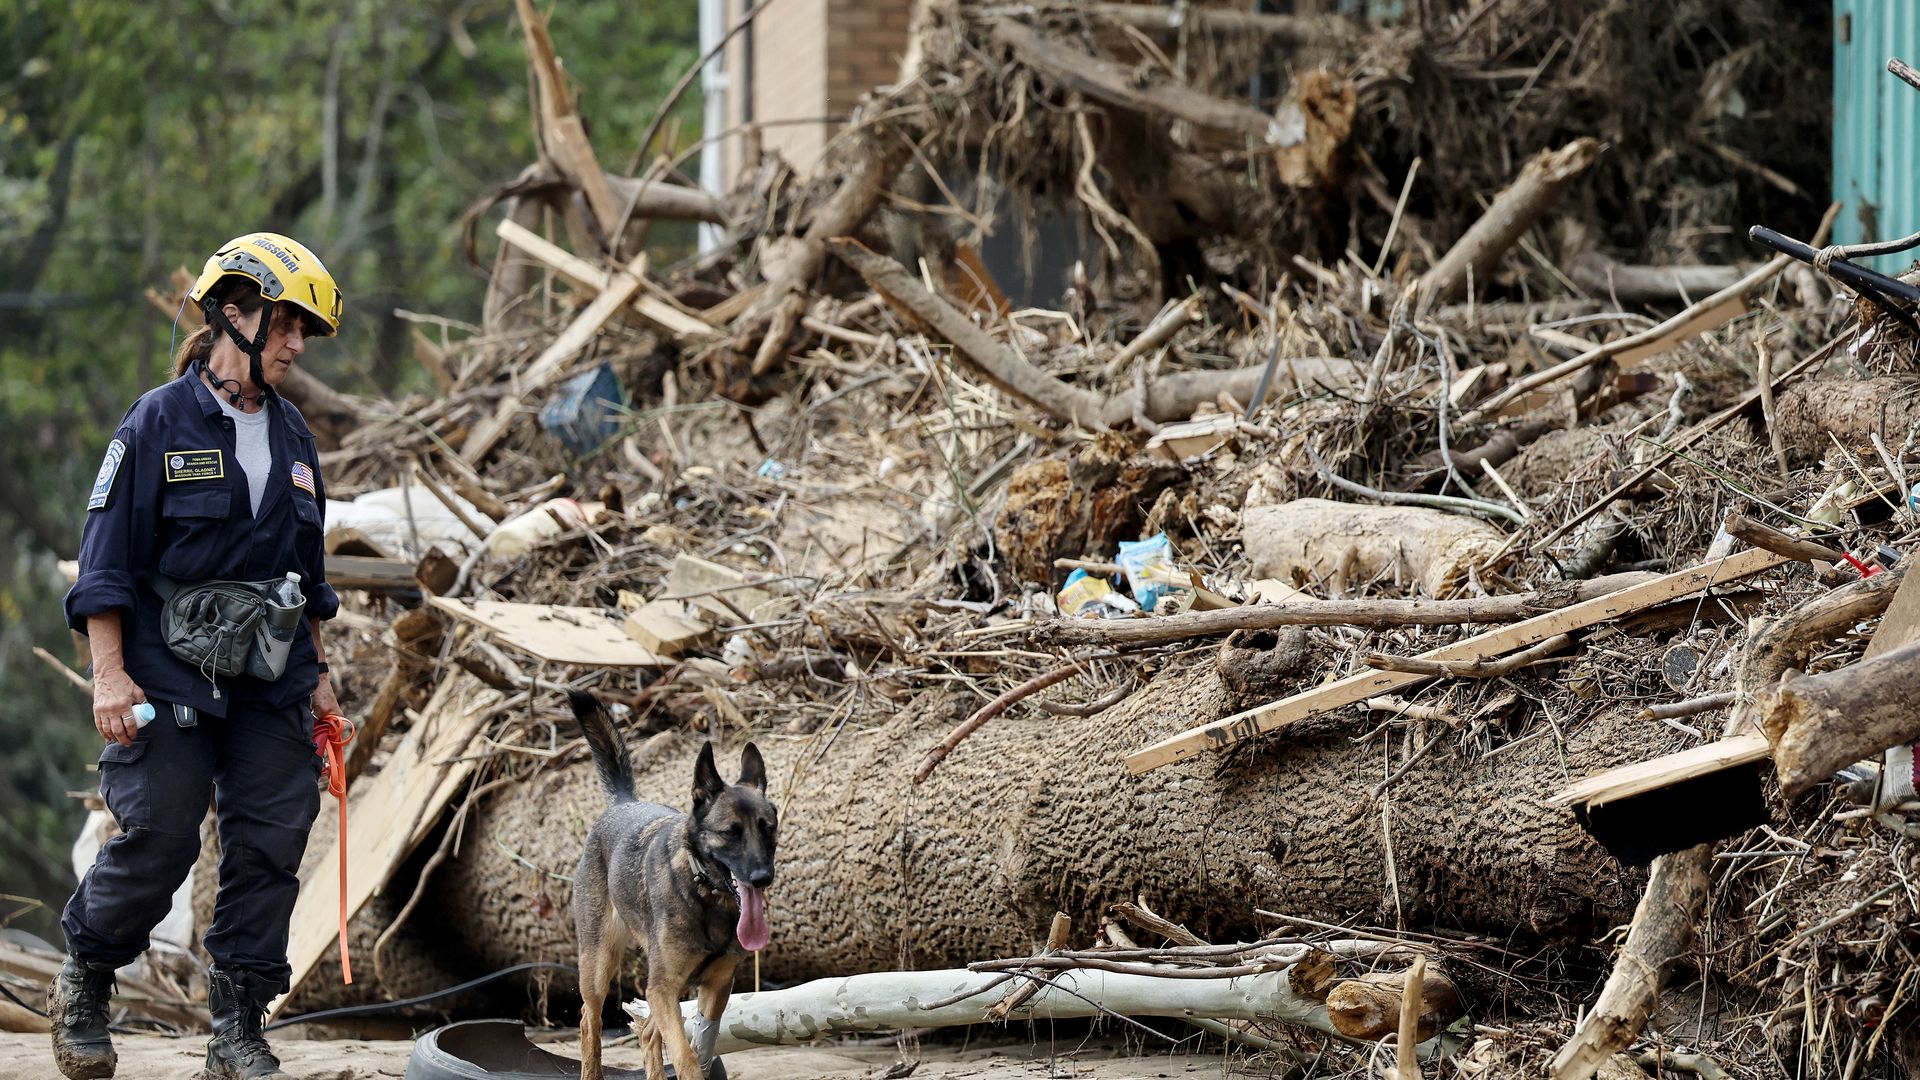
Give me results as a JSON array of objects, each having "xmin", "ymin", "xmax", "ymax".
[
  {"xmin": 1773, "ymin": 377, "xmax": 1920, "ymax": 464},
  {"xmin": 1759, "ymin": 639, "xmax": 1920, "ymax": 797},
  {"xmin": 429, "ymin": 659, "xmax": 1646, "ymax": 989}
]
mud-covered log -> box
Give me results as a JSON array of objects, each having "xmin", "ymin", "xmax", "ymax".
[
  {"xmin": 1773, "ymin": 377, "xmax": 1920, "ymax": 464},
  {"xmin": 429, "ymin": 659, "xmax": 1645, "ymax": 987},
  {"xmin": 1759, "ymin": 639, "xmax": 1920, "ymax": 797}
]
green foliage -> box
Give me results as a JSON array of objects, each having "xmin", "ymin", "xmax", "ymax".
[{"xmin": 0, "ymin": 0, "xmax": 699, "ymax": 947}]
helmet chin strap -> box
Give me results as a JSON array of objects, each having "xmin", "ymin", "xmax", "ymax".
[{"xmin": 201, "ymin": 300, "xmax": 278, "ymax": 407}]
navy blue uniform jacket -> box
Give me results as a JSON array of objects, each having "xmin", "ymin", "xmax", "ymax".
[{"xmin": 65, "ymin": 372, "xmax": 339, "ymax": 718}]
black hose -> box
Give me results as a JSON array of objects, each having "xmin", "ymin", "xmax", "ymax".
[{"xmin": 263, "ymin": 961, "xmax": 578, "ymax": 1032}]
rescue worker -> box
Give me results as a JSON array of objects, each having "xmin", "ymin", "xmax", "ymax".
[{"xmin": 49, "ymin": 233, "xmax": 346, "ymax": 1080}]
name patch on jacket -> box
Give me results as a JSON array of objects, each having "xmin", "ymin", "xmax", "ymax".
[
  {"xmin": 291, "ymin": 460, "xmax": 315, "ymax": 496},
  {"xmin": 164, "ymin": 449, "xmax": 224, "ymax": 482},
  {"xmin": 88, "ymin": 439, "xmax": 126, "ymax": 511}
]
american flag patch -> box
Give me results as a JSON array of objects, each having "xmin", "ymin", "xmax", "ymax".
[{"xmin": 291, "ymin": 460, "xmax": 316, "ymax": 495}]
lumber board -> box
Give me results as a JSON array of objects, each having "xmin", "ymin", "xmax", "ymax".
[
  {"xmin": 271, "ymin": 673, "xmax": 500, "ymax": 1015},
  {"xmin": 1548, "ymin": 732, "xmax": 1770, "ymax": 808},
  {"xmin": 624, "ymin": 599, "xmax": 713, "ymax": 656},
  {"xmin": 428, "ymin": 596, "xmax": 670, "ymax": 667},
  {"xmin": 496, "ymin": 219, "xmax": 713, "ymax": 339},
  {"xmin": 1124, "ymin": 546, "xmax": 1790, "ymax": 774}
]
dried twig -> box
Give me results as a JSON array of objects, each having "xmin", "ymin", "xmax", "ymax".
[{"xmin": 915, "ymin": 661, "xmax": 1089, "ymax": 784}]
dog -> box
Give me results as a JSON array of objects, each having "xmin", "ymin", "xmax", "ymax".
[{"xmin": 567, "ymin": 691, "xmax": 779, "ymax": 1080}]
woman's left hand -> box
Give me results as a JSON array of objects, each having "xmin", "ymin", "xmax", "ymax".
[{"xmin": 312, "ymin": 674, "xmax": 343, "ymax": 721}]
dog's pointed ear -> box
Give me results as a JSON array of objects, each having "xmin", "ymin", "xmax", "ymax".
[
  {"xmin": 693, "ymin": 742, "xmax": 725, "ymax": 810},
  {"xmin": 738, "ymin": 742, "xmax": 767, "ymax": 792}
]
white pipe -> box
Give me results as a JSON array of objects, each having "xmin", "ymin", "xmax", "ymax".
[{"xmin": 696, "ymin": 0, "xmax": 729, "ymax": 252}]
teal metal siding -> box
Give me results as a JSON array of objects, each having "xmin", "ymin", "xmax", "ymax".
[{"xmin": 1834, "ymin": 1, "xmax": 1920, "ymax": 271}]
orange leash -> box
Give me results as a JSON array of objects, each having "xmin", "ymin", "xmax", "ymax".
[{"xmin": 313, "ymin": 712, "xmax": 355, "ymax": 984}]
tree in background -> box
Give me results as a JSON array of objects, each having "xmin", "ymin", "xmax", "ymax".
[{"xmin": 0, "ymin": 0, "xmax": 699, "ymax": 945}]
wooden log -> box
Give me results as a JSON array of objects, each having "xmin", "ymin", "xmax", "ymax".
[
  {"xmin": 627, "ymin": 963, "xmax": 1361, "ymax": 1054},
  {"xmin": 1415, "ymin": 139, "xmax": 1601, "ymax": 310},
  {"xmin": 513, "ymin": 0, "xmax": 620, "ymax": 246},
  {"xmin": 831, "ymin": 238, "xmax": 1111, "ymax": 429},
  {"xmin": 1032, "ymin": 571, "xmax": 1661, "ymax": 647},
  {"xmin": 462, "ymin": 246, "xmax": 653, "ymax": 465},
  {"xmin": 1721, "ymin": 512, "xmax": 1848, "ymax": 565},
  {"xmin": 1548, "ymin": 846, "xmax": 1712, "ymax": 1080},
  {"xmin": 1324, "ymin": 963, "xmax": 1459, "ymax": 1042},
  {"xmin": 1760, "ymin": 639, "xmax": 1920, "ymax": 797},
  {"xmin": 1569, "ymin": 254, "xmax": 1747, "ymax": 306},
  {"xmin": 325, "ymin": 554, "xmax": 421, "ymax": 592},
  {"xmin": 992, "ymin": 18, "xmax": 1270, "ymax": 141},
  {"xmin": 483, "ymin": 196, "xmax": 545, "ymax": 337},
  {"xmin": 495, "ymin": 219, "xmax": 712, "ymax": 339}
]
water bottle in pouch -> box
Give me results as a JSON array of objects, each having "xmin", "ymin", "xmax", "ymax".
[{"xmin": 250, "ymin": 572, "xmax": 307, "ymax": 681}]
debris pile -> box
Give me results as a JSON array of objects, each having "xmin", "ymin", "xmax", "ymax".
[{"xmin": 18, "ymin": 2, "xmax": 1920, "ymax": 1078}]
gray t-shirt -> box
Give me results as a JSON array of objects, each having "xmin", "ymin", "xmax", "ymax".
[{"xmin": 215, "ymin": 394, "xmax": 272, "ymax": 517}]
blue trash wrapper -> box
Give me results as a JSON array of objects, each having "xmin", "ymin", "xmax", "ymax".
[
  {"xmin": 1115, "ymin": 533, "xmax": 1187, "ymax": 613},
  {"xmin": 540, "ymin": 362, "xmax": 626, "ymax": 456},
  {"xmin": 757, "ymin": 459, "xmax": 787, "ymax": 480}
]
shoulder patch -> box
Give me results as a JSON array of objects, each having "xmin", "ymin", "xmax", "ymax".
[{"xmin": 88, "ymin": 439, "xmax": 127, "ymax": 511}]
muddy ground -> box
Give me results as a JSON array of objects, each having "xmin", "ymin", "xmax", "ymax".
[{"xmin": 0, "ymin": 1031, "xmax": 1261, "ymax": 1080}]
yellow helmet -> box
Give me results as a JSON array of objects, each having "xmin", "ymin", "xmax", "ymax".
[{"xmin": 190, "ymin": 232, "xmax": 344, "ymax": 336}]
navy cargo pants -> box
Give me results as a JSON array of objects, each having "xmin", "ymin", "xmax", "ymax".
[{"xmin": 62, "ymin": 694, "xmax": 322, "ymax": 997}]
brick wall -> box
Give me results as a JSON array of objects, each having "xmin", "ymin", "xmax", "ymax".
[{"xmin": 826, "ymin": 0, "xmax": 913, "ymax": 119}]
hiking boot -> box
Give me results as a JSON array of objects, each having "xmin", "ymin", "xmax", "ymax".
[
  {"xmin": 47, "ymin": 955, "xmax": 116, "ymax": 1080},
  {"xmin": 203, "ymin": 967, "xmax": 287, "ymax": 1079}
]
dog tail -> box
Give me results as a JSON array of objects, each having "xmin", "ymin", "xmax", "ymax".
[{"xmin": 567, "ymin": 691, "xmax": 636, "ymax": 804}]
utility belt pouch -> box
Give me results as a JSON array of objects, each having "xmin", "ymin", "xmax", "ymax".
[{"xmin": 150, "ymin": 576, "xmax": 306, "ymax": 682}]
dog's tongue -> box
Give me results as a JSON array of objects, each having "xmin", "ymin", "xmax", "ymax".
[{"xmin": 734, "ymin": 881, "xmax": 770, "ymax": 952}]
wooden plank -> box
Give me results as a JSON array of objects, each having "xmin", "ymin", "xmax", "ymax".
[
  {"xmin": 1613, "ymin": 293, "xmax": 1748, "ymax": 369},
  {"xmin": 1548, "ymin": 733, "xmax": 1770, "ymax": 808},
  {"xmin": 664, "ymin": 554, "xmax": 776, "ymax": 623},
  {"xmin": 496, "ymin": 219, "xmax": 714, "ymax": 339},
  {"xmin": 428, "ymin": 596, "xmax": 671, "ymax": 667},
  {"xmin": 1124, "ymin": 547, "xmax": 1791, "ymax": 774},
  {"xmin": 273, "ymin": 672, "xmax": 499, "ymax": 1015},
  {"xmin": 624, "ymin": 599, "xmax": 714, "ymax": 656}
]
